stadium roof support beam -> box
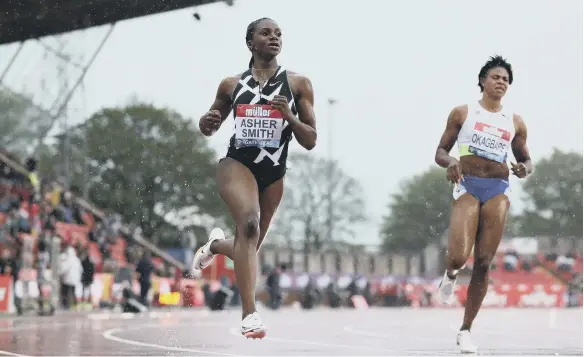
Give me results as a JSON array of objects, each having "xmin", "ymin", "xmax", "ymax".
[{"xmin": 0, "ymin": 0, "xmax": 225, "ymax": 45}]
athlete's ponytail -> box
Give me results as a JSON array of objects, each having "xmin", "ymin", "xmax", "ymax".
[{"xmin": 249, "ymin": 56, "xmax": 254, "ymax": 68}]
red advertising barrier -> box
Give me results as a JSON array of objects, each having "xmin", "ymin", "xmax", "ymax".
[
  {"xmin": 201, "ymin": 255, "xmax": 235, "ymax": 283},
  {"xmin": 428, "ymin": 283, "xmax": 567, "ymax": 308},
  {"xmin": 55, "ymin": 222, "xmax": 90, "ymax": 247},
  {"xmin": 0, "ymin": 275, "xmax": 13, "ymax": 313}
]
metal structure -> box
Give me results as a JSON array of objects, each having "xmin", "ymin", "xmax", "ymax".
[
  {"xmin": 0, "ymin": 0, "xmax": 228, "ymax": 45},
  {"xmin": 32, "ymin": 23, "xmax": 116, "ymax": 160},
  {"xmin": 0, "ymin": 0, "xmax": 234, "ymax": 271}
]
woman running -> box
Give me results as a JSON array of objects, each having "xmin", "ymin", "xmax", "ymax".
[
  {"xmin": 434, "ymin": 55, "xmax": 532, "ymax": 353},
  {"xmin": 192, "ymin": 17, "xmax": 317, "ymax": 339}
]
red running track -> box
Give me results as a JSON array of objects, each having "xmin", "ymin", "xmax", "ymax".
[{"xmin": 0, "ymin": 307, "xmax": 581, "ymax": 356}]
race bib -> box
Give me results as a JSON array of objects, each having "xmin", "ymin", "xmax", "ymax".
[
  {"xmin": 234, "ymin": 104, "xmax": 284, "ymax": 149},
  {"xmin": 467, "ymin": 122, "xmax": 512, "ymax": 163}
]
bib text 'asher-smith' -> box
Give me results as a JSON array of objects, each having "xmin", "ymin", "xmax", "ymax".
[{"xmin": 235, "ymin": 104, "xmax": 284, "ymax": 149}]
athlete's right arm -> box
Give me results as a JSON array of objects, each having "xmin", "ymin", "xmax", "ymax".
[
  {"xmin": 199, "ymin": 76, "xmax": 237, "ymax": 137},
  {"xmin": 435, "ymin": 105, "xmax": 466, "ymax": 183},
  {"xmin": 435, "ymin": 105, "xmax": 465, "ymax": 167}
]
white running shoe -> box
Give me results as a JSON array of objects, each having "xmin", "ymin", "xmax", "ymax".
[
  {"xmin": 457, "ymin": 330, "xmax": 478, "ymax": 353},
  {"xmin": 191, "ymin": 228, "xmax": 225, "ymax": 271},
  {"xmin": 438, "ymin": 270, "xmax": 457, "ymax": 303},
  {"xmin": 241, "ymin": 312, "xmax": 267, "ymax": 339}
]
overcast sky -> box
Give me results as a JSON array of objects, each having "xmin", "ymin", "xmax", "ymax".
[{"xmin": 0, "ymin": 0, "xmax": 582, "ymax": 246}]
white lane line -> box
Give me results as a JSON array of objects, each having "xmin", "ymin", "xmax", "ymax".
[{"xmin": 103, "ymin": 322, "xmax": 238, "ymax": 356}]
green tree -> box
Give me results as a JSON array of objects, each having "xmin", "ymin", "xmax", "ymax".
[
  {"xmin": 0, "ymin": 88, "xmax": 53, "ymax": 157},
  {"xmin": 271, "ymin": 153, "xmax": 366, "ymax": 252},
  {"xmin": 380, "ymin": 167, "xmax": 452, "ymax": 254},
  {"xmin": 516, "ymin": 149, "xmax": 583, "ymax": 237},
  {"xmin": 49, "ymin": 103, "xmax": 229, "ymax": 246}
]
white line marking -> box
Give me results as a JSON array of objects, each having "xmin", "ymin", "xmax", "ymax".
[
  {"xmin": 0, "ymin": 350, "xmax": 31, "ymax": 357},
  {"xmin": 103, "ymin": 323, "xmax": 238, "ymax": 356},
  {"xmin": 228, "ymin": 327, "xmax": 399, "ymax": 353},
  {"xmin": 121, "ymin": 312, "xmax": 136, "ymax": 319},
  {"xmin": 88, "ymin": 309, "xmax": 211, "ymax": 321}
]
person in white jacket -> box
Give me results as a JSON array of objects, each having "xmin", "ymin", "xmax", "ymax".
[{"xmin": 59, "ymin": 245, "xmax": 82, "ymax": 309}]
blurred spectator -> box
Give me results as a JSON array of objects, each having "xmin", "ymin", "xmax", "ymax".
[
  {"xmin": 53, "ymin": 191, "xmax": 84, "ymax": 225},
  {"xmin": 503, "ymin": 251, "xmax": 519, "ymax": 272},
  {"xmin": 545, "ymin": 252, "xmax": 558, "ymax": 262},
  {"xmin": 301, "ymin": 277, "xmax": 320, "ymax": 309},
  {"xmin": 36, "ymin": 237, "xmax": 50, "ymax": 277},
  {"xmin": 347, "ymin": 277, "xmax": 358, "ymax": 306},
  {"xmin": 80, "ymin": 248, "xmax": 95, "ymax": 308},
  {"xmin": 363, "ymin": 281, "xmax": 373, "ymax": 306},
  {"xmin": 0, "ymin": 247, "xmax": 20, "ymax": 309},
  {"xmin": 48, "ymin": 182, "xmax": 62, "ymax": 209},
  {"xmin": 326, "ymin": 282, "xmax": 341, "ymax": 308},
  {"xmin": 556, "ymin": 254, "xmax": 575, "ymax": 273},
  {"xmin": 59, "ymin": 244, "xmax": 82, "ymax": 309},
  {"xmin": 266, "ymin": 263, "xmax": 285, "ymax": 310},
  {"xmin": 522, "ymin": 258, "xmax": 533, "ymax": 272},
  {"xmin": 0, "ymin": 149, "xmax": 175, "ymax": 313},
  {"xmin": 136, "ymin": 250, "xmax": 154, "ymax": 305},
  {"xmin": 36, "ymin": 237, "xmax": 51, "ymax": 307},
  {"xmin": 0, "ymin": 248, "xmax": 15, "ymax": 275}
]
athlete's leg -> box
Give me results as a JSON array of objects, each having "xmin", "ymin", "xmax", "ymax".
[
  {"xmin": 210, "ymin": 177, "xmax": 284, "ymax": 258},
  {"xmin": 209, "ymin": 235, "xmax": 234, "ymax": 258},
  {"xmin": 214, "ymin": 158, "xmax": 262, "ymax": 319},
  {"xmin": 446, "ymin": 194, "xmax": 481, "ymax": 274},
  {"xmin": 257, "ymin": 177, "xmax": 285, "ymax": 249},
  {"xmin": 438, "ymin": 193, "xmax": 480, "ymax": 302},
  {"xmin": 461, "ymin": 193, "xmax": 509, "ymax": 331}
]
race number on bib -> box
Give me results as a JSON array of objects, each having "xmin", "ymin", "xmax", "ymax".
[
  {"xmin": 467, "ymin": 122, "xmax": 511, "ymax": 163},
  {"xmin": 234, "ymin": 104, "xmax": 284, "ymax": 149}
]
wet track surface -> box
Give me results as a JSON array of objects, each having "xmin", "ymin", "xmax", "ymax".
[{"xmin": 0, "ymin": 307, "xmax": 581, "ymax": 356}]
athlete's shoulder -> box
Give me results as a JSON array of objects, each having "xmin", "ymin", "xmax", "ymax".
[
  {"xmin": 512, "ymin": 113, "xmax": 524, "ymax": 122},
  {"xmin": 448, "ymin": 104, "xmax": 468, "ymax": 124},
  {"xmin": 286, "ymin": 70, "xmax": 311, "ymax": 83},
  {"xmin": 512, "ymin": 113, "xmax": 527, "ymax": 131},
  {"xmin": 217, "ymin": 74, "xmax": 241, "ymax": 97},
  {"xmin": 286, "ymin": 70, "xmax": 313, "ymax": 95},
  {"xmin": 452, "ymin": 104, "xmax": 468, "ymax": 113},
  {"xmin": 222, "ymin": 73, "xmax": 242, "ymax": 85}
]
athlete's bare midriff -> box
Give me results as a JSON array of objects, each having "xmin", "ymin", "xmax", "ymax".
[{"xmin": 460, "ymin": 155, "xmax": 509, "ymax": 179}]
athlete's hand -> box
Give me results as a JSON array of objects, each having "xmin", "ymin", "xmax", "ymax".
[
  {"xmin": 447, "ymin": 159, "xmax": 463, "ymax": 184},
  {"xmin": 199, "ymin": 110, "xmax": 222, "ymax": 136},
  {"xmin": 271, "ymin": 95, "xmax": 294, "ymax": 120},
  {"xmin": 510, "ymin": 162, "xmax": 528, "ymax": 178}
]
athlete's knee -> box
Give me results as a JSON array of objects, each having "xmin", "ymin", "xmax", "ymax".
[
  {"xmin": 244, "ymin": 218, "xmax": 260, "ymax": 238},
  {"xmin": 474, "ymin": 253, "xmax": 495, "ymax": 273},
  {"xmin": 447, "ymin": 246, "xmax": 469, "ymax": 270},
  {"xmin": 237, "ymin": 213, "xmax": 260, "ymax": 240},
  {"xmin": 448, "ymin": 253, "xmax": 468, "ymax": 271}
]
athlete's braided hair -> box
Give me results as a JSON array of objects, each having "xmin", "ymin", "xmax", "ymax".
[
  {"xmin": 246, "ymin": 17, "xmax": 273, "ymax": 68},
  {"xmin": 478, "ymin": 55, "xmax": 513, "ymax": 92}
]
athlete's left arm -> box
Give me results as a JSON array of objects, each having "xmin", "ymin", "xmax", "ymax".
[
  {"xmin": 272, "ymin": 75, "xmax": 317, "ymax": 150},
  {"xmin": 510, "ymin": 114, "xmax": 533, "ymax": 178}
]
